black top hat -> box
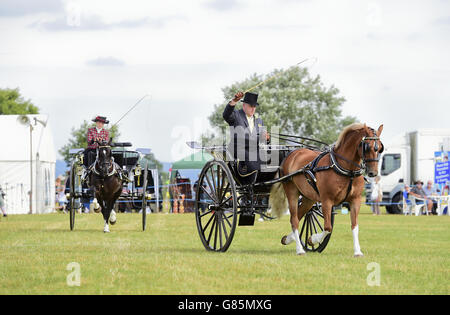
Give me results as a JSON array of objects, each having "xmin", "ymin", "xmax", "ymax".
[
  {"xmin": 92, "ymin": 116, "xmax": 109, "ymax": 124},
  {"xmin": 241, "ymin": 92, "xmax": 259, "ymax": 106}
]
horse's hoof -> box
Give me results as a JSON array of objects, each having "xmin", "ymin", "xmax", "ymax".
[
  {"xmin": 353, "ymin": 252, "xmax": 364, "ymax": 258},
  {"xmin": 281, "ymin": 236, "xmax": 288, "ymax": 245},
  {"xmin": 110, "ymin": 220, "xmax": 116, "ymax": 225},
  {"xmin": 94, "ymin": 207, "xmax": 101, "ymax": 213},
  {"xmin": 307, "ymin": 236, "xmax": 314, "ymax": 246},
  {"xmin": 297, "ymin": 252, "xmax": 306, "ymax": 256}
]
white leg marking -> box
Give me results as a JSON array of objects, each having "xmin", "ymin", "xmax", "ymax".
[
  {"xmin": 109, "ymin": 210, "xmax": 116, "ymax": 224},
  {"xmin": 293, "ymin": 229, "xmax": 306, "ymax": 255},
  {"xmin": 284, "ymin": 232, "xmax": 295, "ymax": 245},
  {"xmin": 310, "ymin": 230, "xmax": 331, "ymax": 245},
  {"xmin": 352, "ymin": 225, "xmax": 363, "ymax": 257},
  {"xmin": 93, "ymin": 198, "xmax": 101, "ymax": 211},
  {"xmin": 104, "ymin": 220, "xmax": 110, "ymax": 233}
]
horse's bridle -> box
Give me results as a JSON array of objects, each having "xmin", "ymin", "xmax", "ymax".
[
  {"xmin": 359, "ymin": 128, "xmax": 384, "ymax": 164},
  {"xmin": 330, "ymin": 128, "xmax": 384, "ymax": 177}
]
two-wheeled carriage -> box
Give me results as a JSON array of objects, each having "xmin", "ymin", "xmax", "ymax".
[
  {"xmin": 67, "ymin": 142, "xmax": 155, "ymax": 231},
  {"xmin": 187, "ymin": 139, "xmax": 336, "ymax": 253}
]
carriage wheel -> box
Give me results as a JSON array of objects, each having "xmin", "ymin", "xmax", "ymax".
[
  {"xmin": 195, "ymin": 160, "xmax": 237, "ymax": 252},
  {"xmin": 69, "ymin": 162, "xmax": 79, "ymax": 231},
  {"xmin": 298, "ymin": 202, "xmax": 335, "ymax": 253},
  {"xmin": 142, "ymin": 161, "xmax": 149, "ymax": 231}
]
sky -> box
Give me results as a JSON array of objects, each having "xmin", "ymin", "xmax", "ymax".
[{"xmin": 0, "ymin": 0, "xmax": 449, "ymax": 162}]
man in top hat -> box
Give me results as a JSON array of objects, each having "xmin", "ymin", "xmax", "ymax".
[{"xmin": 223, "ymin": 91, "xmax": 270, "ymax": 183}]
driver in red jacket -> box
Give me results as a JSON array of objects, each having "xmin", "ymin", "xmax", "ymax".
[{"xmin": 85, "ymin": 116, "xmax": 110, "ymax": 168}]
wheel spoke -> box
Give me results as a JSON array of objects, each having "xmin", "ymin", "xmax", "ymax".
[
  {"xmin": 202, "ymin": 212, "xmax": 215, "ymax": 234},
  {"xmin": 209, "ymin": 166, "xmax": 217, "ymax": 197},
  {"xmin": 308, "ymin": 216, "xmax": 315, "ymax": 250},
  {"xmin": 207, "ymin": 215, "xmax": 217, "ymax": 244},
  {"xmin": 311, "ymin": 212, "xmax": 324, "ymax": 232},
  {"xmin": 218, "ymin": 215, "xmax": 223, "ymax": 249},
  {"xmin": 203, "ymin": 172, "xmax": 217, "ymax": 201},
  {"xmin": 219, "ymin": 181, "xmax": 230, "ymax": 204},
  {"xmin": 199, "ymin": 210, "xmax": 213, "ymax": 218},
  {"xmin": 213, "ymin": 215, "xmax": 219, "ymax": 250},
  {"xmin": 201, "ymin": 184, "xmax": 217, "ymax": 204},
  {"xmin": 217, "ymin": 166, "xmax": 223, "ymax": 201},
  {"xmin": 310, "ymin": 213, "xmax": 318, "ymax": 235},
  {"xmin": 222, "ymin": 211, "xmax": 233, "ymax": 228},
  {"xmin": 304, "ymin": 216, "xmax": 310, "ymax": 248},
  {"xmin": 220, "ymin": 212, "xmax": 229, "ymax": 240},
  {"xmin": 300, "ymin": 213, "xmax": 307, "ymax": 240},
  {"xmin": 313, "ymin": 207, "xmax": 324, "ymax": 218},
  {"xmin": 220, "ymin": 194, "xmax": 233, "ymax": 207}
]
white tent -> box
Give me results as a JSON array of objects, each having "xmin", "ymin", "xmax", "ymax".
[{"xmin": 0, "ymin": 115, "xmax": 56, "ymax": 214}]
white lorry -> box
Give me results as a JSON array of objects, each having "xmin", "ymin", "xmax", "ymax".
[{"xmin": 367, "ymin": 129, "xmax": 450, "ymax": 214}]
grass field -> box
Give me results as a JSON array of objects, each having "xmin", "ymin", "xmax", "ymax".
[{"xmin": 0, "ymin": 206, "xmax": 448, "ymax": 295}]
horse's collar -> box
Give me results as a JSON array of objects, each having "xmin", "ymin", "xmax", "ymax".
[
  {"xmin": 329, "ymin": 148, "xmax": 364, "ymax": 178},
  {"xmin": 92, "ymin": 160, "xmax": 117, "ymax": 178}
]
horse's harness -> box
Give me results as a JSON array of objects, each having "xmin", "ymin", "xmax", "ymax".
[
  {"xmin": 91, "ymin": 145, "xmax": 119, "ymax": 178},
  {"xmin": 282, "ymin": 129, "xmax": 384, "ymax": 203}
]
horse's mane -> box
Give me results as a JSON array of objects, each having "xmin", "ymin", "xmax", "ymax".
[{"xmin": 334, "ymin": 123, "xmax": 365, "ymax": 149}]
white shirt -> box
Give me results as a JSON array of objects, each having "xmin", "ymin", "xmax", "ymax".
[{"xmin": 246, "ymin": 115, "xmax": 254, "ymax": 133}]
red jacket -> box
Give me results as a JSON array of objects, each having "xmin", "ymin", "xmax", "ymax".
[{"xmin": 87, "ymin": 127, "xmax": 110, "ymax": 149}]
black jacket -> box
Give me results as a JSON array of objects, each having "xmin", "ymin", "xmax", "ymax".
[{"xmin": 222, "ymin": 103, "xmax": 266, "ymax": 171}]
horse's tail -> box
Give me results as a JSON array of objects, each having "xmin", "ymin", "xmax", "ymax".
[{"xmin": 269, "ymin": 181, "xmax": 288, "ymax": 218}]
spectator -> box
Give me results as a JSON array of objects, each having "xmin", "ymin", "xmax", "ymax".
[
  {"xmin": 370, "ymin": 176, "xmax": 382, "ymax": 215},
  {"xmin": 56, "ymin": 189, "xmax": 68, "ymax": 213},
  {"xmin": 0, "ymin": 186, "xmax": 6, "ymax": 217},
  {"xmin": 423, "ymin": 180, "xmax": 439, "ymax": 215},
  {"xmin": 409, "ymin": 180, "xmax": 433, "ymax": 215},
  {"xmin": 442, "ymin": 181, "xmax": 449, "ymax": 196}
]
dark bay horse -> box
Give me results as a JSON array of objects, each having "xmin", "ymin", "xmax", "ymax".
[
  {"xmin": 89, "ymin": 140, "xmax": 123, "ymax": 233},
  {"xmin": 270, "ymin": 123, "xmax": 384, "ymax": 256}
]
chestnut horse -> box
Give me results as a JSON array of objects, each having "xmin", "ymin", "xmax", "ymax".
[
  {"xmin": 270, "ymin": 123, "xmax": 384, "ymax": 256},
  {"xmin": 89, "ymin": 140, "xmax": 123, "ymax": 233}
]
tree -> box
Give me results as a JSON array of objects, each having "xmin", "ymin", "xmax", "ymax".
[
  {"xmin": 206, "ymin": 67, "xmax": 357, "ymax": 145},
  {"xmin": 59, "ymin": 120, "xmax": 121, "ymax": 165},
  {"xmin": 0, "ymin": 88, "xmax": 39, "ymax": 114}
]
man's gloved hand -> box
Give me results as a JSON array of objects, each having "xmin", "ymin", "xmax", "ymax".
[{"xmin": 230, "ymin": 91, "xmax": 244, "ymax": 106}]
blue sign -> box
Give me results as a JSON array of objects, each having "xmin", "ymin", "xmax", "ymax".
[{"xmin": 435, "ymin": 151, "xmax": 450, "ymax": 185}]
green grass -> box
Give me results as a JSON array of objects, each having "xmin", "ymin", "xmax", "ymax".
[{"xmin": 0, "ymin": 206, "xmax": 449, "ymax": 295}]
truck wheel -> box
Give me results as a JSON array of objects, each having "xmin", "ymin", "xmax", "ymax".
[{"xmin": 386, "ymin": 193, "xmax": 403, "ymax": 214}]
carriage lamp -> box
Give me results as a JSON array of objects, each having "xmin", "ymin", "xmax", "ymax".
[{"xmin": 135, "ymin": 165, "xmax": 142, "ymax": 177}]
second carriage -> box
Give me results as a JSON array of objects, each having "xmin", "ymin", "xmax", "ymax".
[
  {"xmin": 188, "ymin": 140, "xmax": 336, "ymax": 253},
  {"xmin": 67, "ymin": 142, "xmax": 160, "ymax": 231}
]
